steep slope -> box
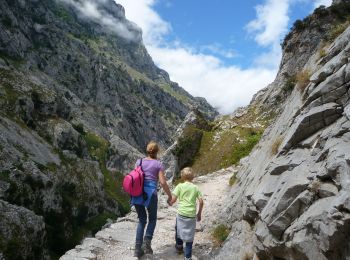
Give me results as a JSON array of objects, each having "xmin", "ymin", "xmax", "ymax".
[
  {"xmin": 214, "ymin": 1, "xmax": 350, "ymax": 259},
  {"xmin": 186, "ymin": 1, "xmax": 350, "ymax": 177},
  {"xmin": 0, "ymin": 0, "xmax": 217, "ymax": 258}
]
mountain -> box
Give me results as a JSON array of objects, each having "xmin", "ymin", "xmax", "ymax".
[
  {"xmin": 0, "ymin": 0, "xmax": 217, "ymax": 258},
  {"xmin": 212, "ymin": 1, "xmax": 350, "ymax": 259}
]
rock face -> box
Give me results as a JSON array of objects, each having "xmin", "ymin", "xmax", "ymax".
[
  {"xmin": 216, "ymin": 3, "xmax": 350, "ymax": 260},
  {"xmin": 0, "ymin": 0, "xmax": 217, "ymax": 258}
]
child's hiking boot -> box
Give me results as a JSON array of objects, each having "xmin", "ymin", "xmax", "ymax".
[
  {"xmin": 134, "ymin": 243, "xmax": 144, "ymax": 258},
  {"xmin": 142, "ymin": 237, "xmax": 153, "ymax": 254},
  {"xmin": 175, "ymin": 244, "xmax": 183, "ymax": 254}
]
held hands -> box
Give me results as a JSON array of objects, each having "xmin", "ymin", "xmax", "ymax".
[{"xmin": 167, "ymin": 196, "xmax": 172, "ymax": 206}]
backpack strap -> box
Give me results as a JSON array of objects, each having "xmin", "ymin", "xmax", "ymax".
[{"xmin": 139, "ymin": 158, "xmax": 144, "ymax": 172}]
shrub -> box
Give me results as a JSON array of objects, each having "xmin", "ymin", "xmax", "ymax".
[
  {"xmin": 314, "ymin": 5, "xmax": 329, "ymax": 18},
  {"xmin": 1, "ymin": 16, "xmax": 12, "ymax": 28},
  {"xmin": 73, "ymin": 123, "xmax": 85, "ymax": 135},
  {"xmin": 293, "ymin": 19, "xmax": 305, "ymax": 31},
  {"xmin": 229, "ymin": 173, "xmax": 238, "ymax": 186},
  {"xmin": 318, "ymin": 47, "xmax": 327, "ymax": 59},
  {"xmin": 212, "ymin": 224, "xmax": 230, "ymax": 244},
  {"xmin": 326, "ymin": 22, "xmax": 350, "ymax": 42},
  {"xmin": 283, "ymin": 74, "xmax": 296, "ymax": 93},
  {"xmin": 271, "ymin": 136, "xmax": 283, "ymax": 155},
  {"xmin": 296, "ymin": 70, "xmax": 311, "ymax": 92},
  {"xmin": 309, "ymin": 181, "xmax": 321, "ymax": 194}
]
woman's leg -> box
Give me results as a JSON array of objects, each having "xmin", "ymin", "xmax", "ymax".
[
  {"xmin": 145, "ymin": 194, "xmax": 158, "ymax": 239},
  {"xmin": 184, "ymin": 241, "xmax": 193, "ymax": 259},
  {"xmin": 135, "ymin": 204, "xmax": 147, "ymax": 253}
]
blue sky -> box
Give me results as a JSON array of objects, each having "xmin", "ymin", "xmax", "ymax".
[{"xmin": 115, "ymin": 0, "xmax": 332, "ymax": 113}]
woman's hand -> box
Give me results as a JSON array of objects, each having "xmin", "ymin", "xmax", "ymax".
[
  {"xmin": 167, "ymin": 196, "xmax": 172, "ymax": 206},
  {"xmin": 196, "ymin": 213, "xmax": 202, "ymax": 222}
]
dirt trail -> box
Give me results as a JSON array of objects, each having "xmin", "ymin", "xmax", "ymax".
[{"xmin": 60, "ymin": 168, "xmax": 233, "ymax": 260}]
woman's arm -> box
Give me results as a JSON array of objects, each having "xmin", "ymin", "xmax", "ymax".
[{"xmin": 159, "ymin": 170, "xmax": 172, "ymax": 201}]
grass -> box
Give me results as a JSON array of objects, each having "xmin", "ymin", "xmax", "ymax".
[
  {"xmin": 318, "ymin": 47, "xmax": 327, "ymax": 59},
  {"xmin": 270, "ymin": 136, "xmax": 284, "ymax": 156},
  {"xmin": 296, "ymin": 70, "xmax": 310, "ymax": 92},
  {"xmin": 229, "ymin": 172, "xmax": 238, "ymax": 186},
  {"xmin": 224, "ymin": 130, "xmax": 262, "ymax": 167},
  {"xmin": 191, "ymin": 108, "xmax": 268, "ymax": 175},
  {"xmin": 282, "ymin": 74, "xmax": 296, "ymax": 93},
  {"xmin": 212, "ymin": 224, "xmax": 230, "ymax": 245},
  {"xmin": 70, "ymin": 212, "xmax": 116, "ymax": 245},
  {"xmin": 309, "ymin": 181, "xmax": 321, "ymax": 195},
  {"xmin": 326, "ymin": 20, "xmax": 350, "ymax": 42},
  {"xmin": 82, "ymin": 131, "xmax": 130, "ymax": 214}
]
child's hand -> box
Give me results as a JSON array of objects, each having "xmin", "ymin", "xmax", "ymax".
[
  {"xmin": 167, "ymin": 196, "xmax": 172, "ymax": 206},
  {"xmin": 196, "ymin": 213, "xmax": 202, "ymax": 222}
]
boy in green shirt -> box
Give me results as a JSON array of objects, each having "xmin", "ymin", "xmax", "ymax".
[{"xmin": 170, "ymin": 167, "xmax": 204, "ymax": 260}]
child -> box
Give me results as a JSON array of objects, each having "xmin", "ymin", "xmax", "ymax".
[{"xmin": 170, "ymin": 167, "xmax": 204, "ymax": 260}]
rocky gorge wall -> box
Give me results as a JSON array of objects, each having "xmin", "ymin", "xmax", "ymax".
[
  {"xmin": 215, "ymin": 3, "xmax": 350, "ymax": 260},
  {"xmin": 0, "ymin": 0, "xmax": 217, "ymax": 258}
]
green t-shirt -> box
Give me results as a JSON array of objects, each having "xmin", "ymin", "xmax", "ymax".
[{"xmin": 173, "ymin": 181, "xmax": 202, "ymax": 218}]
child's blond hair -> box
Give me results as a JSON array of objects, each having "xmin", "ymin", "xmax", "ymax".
[{"xmin": 181, "ymin": 167, "xmax": 194, "ymax": 181}]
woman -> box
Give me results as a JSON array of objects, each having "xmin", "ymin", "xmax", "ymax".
[{"xmin": 131, "ymin": 141, "xmax": 172, "ymax": 258}]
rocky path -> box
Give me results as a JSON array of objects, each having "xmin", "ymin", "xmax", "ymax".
[{"xmin": 60, "ymin": 167, "xmax": 233, "ymax": 260}]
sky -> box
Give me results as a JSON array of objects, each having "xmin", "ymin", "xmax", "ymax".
[{"xmin": 114, "ymin": 0, "xmax": 333, "ymax": 114}]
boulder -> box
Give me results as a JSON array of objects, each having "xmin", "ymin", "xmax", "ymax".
[{"xmin": 282, "ymin": 103, "xmax": 343, "ymax": 149}]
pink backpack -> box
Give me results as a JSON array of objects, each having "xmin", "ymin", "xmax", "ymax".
[{"xmin": 123, "ymin": 159, "xmax": 144, "ymax": 197}]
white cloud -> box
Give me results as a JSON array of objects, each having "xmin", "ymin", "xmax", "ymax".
[
  {"xmin": 59, "ymin": 0, "xmax": 140, "ymax": 41},
  {"xmin": 200, "ymin": 43, "xmax": 238, "ymax": 59},
  {"xmin": 115, "ymin": 0, "xmax": 278, "ymax": 114},
  {"xmin": 246, "ymin": 0, "xmax": 290, "ymax": 47},
  {"xmin": 148, "ymin": 46, "xmax": 276, "ymax": 114},
  {"xmin": 313, "ymin": 0, "xmax": 332, "ymax": 8},
  {"xmin": 116, "ymin": 0, "xmax": 170, "ymax": 45}
]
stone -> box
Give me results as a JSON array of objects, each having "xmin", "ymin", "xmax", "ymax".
[
  {"xmin": 267, "ymin": 190, "xmax": 314, "ymax": 238},
  {"xmin": 345, "ymin": 103, "xmax": 350, "ymax": 120},
  {"xmin": 318, "ymin": 182, "xmax": 338, "ymax": 198},
  {"xmin": 282, "ymin": 103, "xmax": 343, "ymax": 149}
]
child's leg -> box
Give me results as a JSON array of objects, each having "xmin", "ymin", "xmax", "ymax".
[
  {"xmin": 184, "ymin": 241, "xmax": 193, "ymax": 259},
  {"xmin": 175, "ymin": 218, "xmax": 183, "ymax": 251}
]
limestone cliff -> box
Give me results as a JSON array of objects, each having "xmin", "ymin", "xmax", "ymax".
[
  {"xmin": 215, "ymin": 1, "xmax": 350, "ymax": 259},
  {"xmin": 0, "ymin": 0, "xmax": 217, "ymax": 258}
]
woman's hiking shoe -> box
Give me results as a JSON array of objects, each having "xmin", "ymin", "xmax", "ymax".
[
  {"xmin": 184, "ymin": 257, "xmax": 192, "ymax": 260},
  {"xmin": 175, "ymin": 244, "xmax": 183, "ymax": 254},
  {"xmin": 134, "ymin": 244, "xmax": 144, "ymax": 258},
  {"xmin": 142, "ymin": 237, "xmax": 153, "ymax": 254}
]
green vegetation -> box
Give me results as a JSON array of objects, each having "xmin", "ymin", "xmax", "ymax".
[
  {"xmin": 72, "ymin": 123, "xmax": 85, "ymax": 135},
  {"xmin": 283, "ymin": 73, "xmax": 296, "ymax": 93},
  {"xmin": 293, "ymin": 19, "xmax": 306, "ymax": 31},
  {"xmin": 82, "ymin": 131, "xmax": 130, "ymax": 213},
  {"xmin": 225, "ymin": 130, "xmax": 262, "ymax": 167},
  {"xmin": 326, "ymin": 21, "xmax": 350, "ymax": 42},
  {"xmin": 283, "ymin": 2, "xmax": 350, "ymax": 46},
  {"xmin": 212, "ymin": 224, "xmax": 230, "ymax": 244},
  {"xmin": 319, "ymin": 48, "xmax": 327, "ymax": 59},
  {"xmin": 1, "ymin": 16, "xmax": 12, "ymax": 28},
  {"xmin": 229, "ymin": 172, "xmax": 238, "ymax": 186},
  {"xmin": 54, "ymin": 4, "xmax": 73, "ymax": 23},
  {"xmin": 70, "ymin": 212, "xmax": 115, "ymax": 243},
  {"xmin": 174, "ymin": 125, "xmax": 203, "ymax": 172}
]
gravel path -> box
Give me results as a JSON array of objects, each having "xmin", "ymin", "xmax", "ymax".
[{"xmin": 60, "ymin": 167, "xmax": 233, "ymax": 260}]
